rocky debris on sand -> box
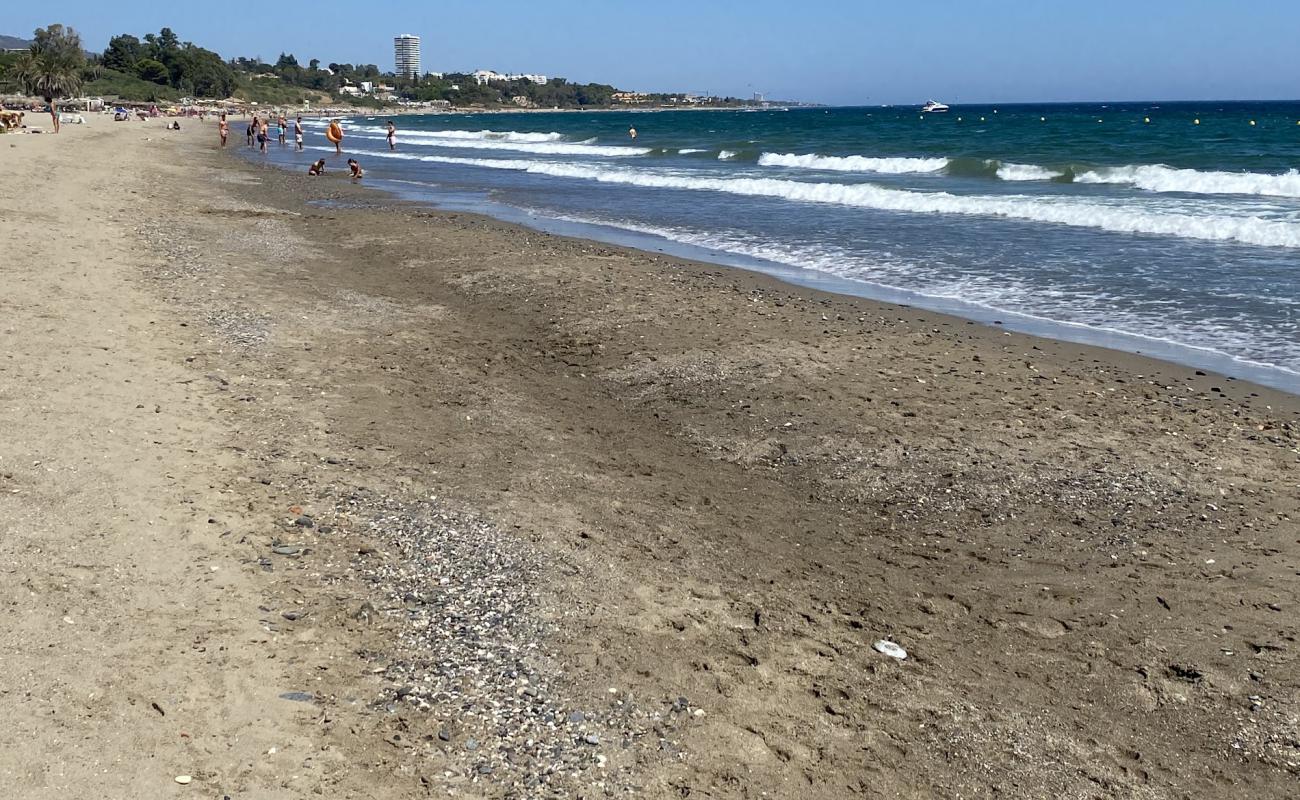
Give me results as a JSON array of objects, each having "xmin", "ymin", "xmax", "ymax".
[
  {"xmin": 201, "ymin": 307, "xmax": 272, "ymax": 349},
  {"xmin": 133, "ymin": 216, "xmax": 275, "ymax": 350},
  {"xmin": 331, "ymin": 490, "xmax": 689, "ymax": 794}
]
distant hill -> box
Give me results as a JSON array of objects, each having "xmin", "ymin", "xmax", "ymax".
[{"xmin": 0, "ymin": 34, "xmax": 31, "ymax": 50}]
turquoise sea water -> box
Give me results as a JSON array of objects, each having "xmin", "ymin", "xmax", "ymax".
[{"xmin": 263, "ymin": 103, "xmax": 1300, "ymax": 391}]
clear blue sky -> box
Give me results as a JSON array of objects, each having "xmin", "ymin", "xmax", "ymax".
[{"xmin": 8, "ymin": 1, "xmax": 1298, "ymax": 104}]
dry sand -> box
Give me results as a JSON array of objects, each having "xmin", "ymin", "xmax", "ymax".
[{"xmin": 1, "ymin": 120, "xmax": 1297, "ymax": 799}]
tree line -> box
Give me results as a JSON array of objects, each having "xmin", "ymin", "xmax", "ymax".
[
  {"xmin": 1, "ymin": 22, "xmax": 736, "ymax": 110},
  {"xmin": 100, "ymin": 28, "xmax": 236, "ymax": 98}
]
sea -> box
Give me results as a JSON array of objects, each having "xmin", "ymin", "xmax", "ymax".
[{"xmin": 257, "ymin": 103, "xmax": 1300, "ymax": 393}]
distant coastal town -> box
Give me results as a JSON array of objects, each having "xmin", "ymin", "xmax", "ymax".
[{"xmin": 0, "ymin": 25, "xmax": 803, "ymax": 112}]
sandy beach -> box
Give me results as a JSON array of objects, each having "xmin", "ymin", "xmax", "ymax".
[{"xmin": 1, "ymin": 120, "xmax": 1297, "ymax": 799}]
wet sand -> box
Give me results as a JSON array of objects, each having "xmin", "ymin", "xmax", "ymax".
[{"xmin": 2, "ymin": 121, "xmax": 1297, "ymax": 798}]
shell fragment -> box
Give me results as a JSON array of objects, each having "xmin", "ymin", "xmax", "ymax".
[{"xmin": 873, "ymin": 640, "xmax": 908, "ymax": 660}]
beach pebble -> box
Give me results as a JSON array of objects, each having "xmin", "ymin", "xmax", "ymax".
[
  {"xmin": 873, "ymin": 640, "xmax": 908, "ymax": 660},
  {"xmin": 174, "ymin": 775, "xmax": 192, "ymax": 785},
  {"xmin": 271, "ymin": 545, "xmax": 302, "ymax": 556}
]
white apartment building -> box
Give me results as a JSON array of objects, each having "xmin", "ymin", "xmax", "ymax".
[
  {"xmin": 394, "ymin": 34, "xmax": 421, "ymax": 79},
  {"xmin": 472, "ymin": 70, "xmax": 548, "ymax": 86}
]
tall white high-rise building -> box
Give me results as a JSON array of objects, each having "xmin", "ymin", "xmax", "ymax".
[{"xmin": 394, "ymin": 34, "xmax": 421, "ymax": 79}]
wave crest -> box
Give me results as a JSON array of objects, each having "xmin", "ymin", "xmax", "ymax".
[
  {"xmin": 759, "ymin": 152, "xmax": 947, "ymax": 174},
  {"xmin": 995, "ymin": 163, "xmax": 1063, "ymax": 181},
  {"xmin": 1075, "ymin": 165, "xmax": 1300, "ymax": 197},
  {"xmin": 390, "ymin": 128, "xmax": 567, "ymax": 143},
  {"xmin": 406, "ymin": 154, "xmax": 1300, "ymax": 249}
]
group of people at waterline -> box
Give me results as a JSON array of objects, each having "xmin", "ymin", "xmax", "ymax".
[{"xmin": 217, "ymin": 112, "xmax": 393, "ymax": 180}]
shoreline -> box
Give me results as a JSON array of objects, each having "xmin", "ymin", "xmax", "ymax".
[
  {"xmin": 4, "ymin": 120, "xmax": 1298, "ymax": 798},
  {"xmin": 362, "ymin": 172, "xmax": 1300, "ymax": 397}
]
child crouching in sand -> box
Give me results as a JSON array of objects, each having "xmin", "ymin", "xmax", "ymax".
[
  {"xmin": 347, "ymin": 158, "xmax": 364, "ymax": 180},
  {"xmin": 307, "ymin": 158, "xmax": 326, "ymax": 176}
]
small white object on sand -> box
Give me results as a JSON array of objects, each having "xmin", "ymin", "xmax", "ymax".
[
  {"xmin": 174, "ymin": 775, "xmax": 192, "ymax": 785},
  {"xmin": 873, "ymin": 640, "xmax": 907, "ymax": 660}
]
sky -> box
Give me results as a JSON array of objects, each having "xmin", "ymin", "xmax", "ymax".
[{"xmin": 8, "ymin": 1, "xmax": 1299, "ymax": 104}]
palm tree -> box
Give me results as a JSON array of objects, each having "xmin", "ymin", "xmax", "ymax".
[{"xmin": 14, "ymin": 24, "xmax": 85, "ymax": 134}]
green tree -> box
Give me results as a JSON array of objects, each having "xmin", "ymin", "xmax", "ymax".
[
  {"xmin": 136, "ymin": 58, "xmax": 169, "ymax": 84},
  {"xmin": 175, "ymin": 45, "xmax": 236, "ymax": 98},
  {"xmin": 14, "ymin": 24, "xmax": 86, "ymax": 133},
  {"xmin": 101, "ymin": 34, "xmax": 142, "ymax": 73},
  {"xmin": 157, "ymin": 27, "xmax": 180, "ymax": 52}
]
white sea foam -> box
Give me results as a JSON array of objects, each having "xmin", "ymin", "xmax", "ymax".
[
  {"xmin": 409, "ymin": 155, "xmax": 1300, "ymax": 249},
  {"xmin": 996, "ymin": 163, "xmax": 1062, "ymax": 181},
  {"xmin": 307, "ymin": 145, "xmax": 421, "ymax": 160},
  {"xmin": 350, "ymin": 132, "xmax": 649, "ymax": 157},
  {"xmin": 718, "ymin": 150, "xmax": 739, "ymax": 160},
  {"xmin": 759, "ymin": 152, "xmax": 947, "ymax": 174},
  {"xmin": 679, "ymin": 148, "xmax": 706, "ymax": 154},
  {"xmin": 355, "ymin": 127, "xmax": 567, "ymax": 143},
  {"xmin": 1076, "ymin": 165, "xmax": 1300, "ymax": 198}
]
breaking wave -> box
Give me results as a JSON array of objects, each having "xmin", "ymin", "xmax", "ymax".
[
  {"xmin": 760, "ymin": 152, "xmax": 1063, "ymax": 181},
  {"xmin": 994, "ymin": 163, "xmax": 1062, "ymax": 181},
  {"xmin": 758, "ymin": 152, "xmax": 948, "ymax": 174},
  {"xmin": 757, "ymin": 152, "xmax": 1300, "ymax": 194},
  {"xmin": 1074, "ymin": 165, "xmax": 1300, "ymax": 198},
  {"xmin": 397, "ymin": 153, "xmax": 1300, "ymax": 248},
  {"xmin": 351, "ymin": 131, "xmax": 649, "ymax": 157},
  {"xmin": 370, "ymin": 127, "xmax": 567, "ymax": 143}
]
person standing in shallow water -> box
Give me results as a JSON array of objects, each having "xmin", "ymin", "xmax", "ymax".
[
  {"xmin": 294, "ymin": 116, "xmax": 304, "ymax": 151},
  {"xmin": 218, "ymin": 113, "xmax": 228, "ymax": 148},
  {"xmin": 386, "ymin": 120, "xmax": 396, "ymax": 151}
]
